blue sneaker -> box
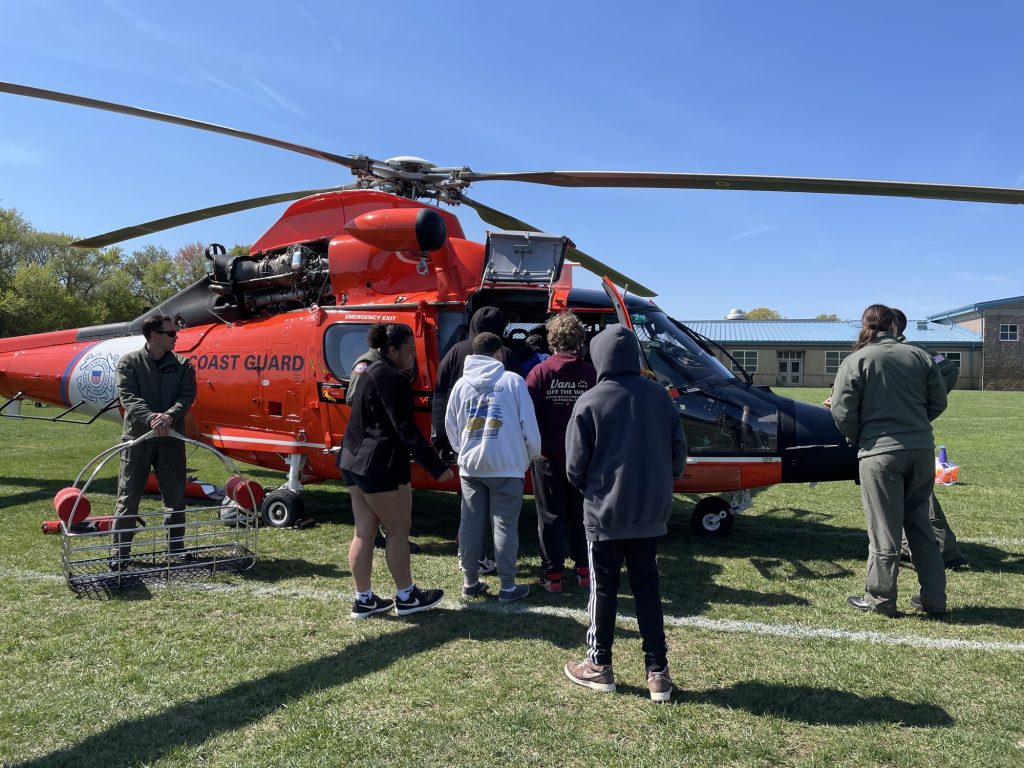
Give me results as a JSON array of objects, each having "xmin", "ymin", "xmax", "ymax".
[
  {"xmin": 461, "ymin": 581, "xmax": 488, "ymax": 597},
  {"xmin": 498, "ymin": 584, "xmax": 530, "ymax": 603}
]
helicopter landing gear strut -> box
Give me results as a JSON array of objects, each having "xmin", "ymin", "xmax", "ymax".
[{"xmin": 260, "ymin": 454, "xmax": 315, "ymax": 529}]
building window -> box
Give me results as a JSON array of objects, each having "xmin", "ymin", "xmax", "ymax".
[
  {"xmin": 731, "ymin": 350, "xmax": 757, "ymax": 373},
  {"xmin": 999, "ymin": 324, "xmax": 1019, "ymax": 341},
  {"xmin": 938, "ymin": 351, "xmax": 961, "ymax": 369},
  {"xmin": 825, "ymin": 350, "xmax": 850, "ymax": 375}
]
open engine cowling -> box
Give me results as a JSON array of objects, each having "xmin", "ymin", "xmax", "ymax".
[{"xmin": 206, "ymin": 242, "xmax": 331, "ymax": 316}]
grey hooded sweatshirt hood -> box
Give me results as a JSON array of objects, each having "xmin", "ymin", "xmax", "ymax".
[
  {"xmin": 565, "ymin": 326, "xmax": 687, "ymax": 541},
  {"xmin": 590, "ymin": 323, "xmax": 643, "ymax": 381}
]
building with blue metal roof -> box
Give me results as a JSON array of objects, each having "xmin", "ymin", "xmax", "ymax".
[
  {"xmin": 682, "ymin": 310, "xmax": 996, "ymax": 389},
  {"xmin": 927, "ymin": 295, "xmax": 1023, "ymax": 390}
]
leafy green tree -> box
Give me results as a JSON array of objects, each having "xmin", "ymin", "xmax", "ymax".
[
  {"xmin": 37, "ymin": 233, "xmax": 112, "ymax": 300},
  {"xmin": 815, "ymin": 313, "xmax": 840, "ymax": 321},
  {"xmin": 0, "ymin": 262, "xmax": 102, "ymax": 336},
  {"xmin": 174, "ymin": 242, "xmax": 209, "ymax": 286},
  {"xmin": 0, "ymin": 207, "xmax": 35, "ymax": 293},
  {"xmin": 0, "ymin": 204, "xmax": 255, "ymax": 335},
  {"xmin": 121, "ymin": 244, "xmax": 176, "ymax": 307},
  {"xmin": 746, "ymin": 307, "xmax": 783, "ymax": 320},
  {"xmin": 95, "ymin": 247, "xmax": 148, "ymax": 322}
]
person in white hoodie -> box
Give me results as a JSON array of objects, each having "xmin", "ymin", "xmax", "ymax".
[{"xmin": 445, "ymin": 332, "xmax": 542, "ymax": 602}]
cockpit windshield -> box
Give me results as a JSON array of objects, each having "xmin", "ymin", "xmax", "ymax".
[
  {"xmin": 628, "ymin": 310, "xmax": 736, "ymax": 390},
  {"xmin": 628, "ymin": 310, "xmax": 778, "ymax": 455}
]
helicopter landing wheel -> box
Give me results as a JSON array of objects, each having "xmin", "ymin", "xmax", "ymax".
[
  {"xmin": 261, "ymin": 489, "xmax": 305, "ymax": 528},
  {"xmin": 691, "ymin": 496, "xmax": 734, "ymax": 537}
]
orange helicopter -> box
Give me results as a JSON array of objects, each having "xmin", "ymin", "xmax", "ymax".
[{"xmin": 3, "ymin": 81, "xmax": 1023, "ymax": 536}]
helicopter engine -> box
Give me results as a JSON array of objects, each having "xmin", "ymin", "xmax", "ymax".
[{"xmin": 206, "ymin": 242, "xmax": 331, "ymax": 316}]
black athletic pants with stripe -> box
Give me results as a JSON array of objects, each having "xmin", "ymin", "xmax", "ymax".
[{"xmin": 586, "ymin": 537, "xmax": 668, "ymax": 671}]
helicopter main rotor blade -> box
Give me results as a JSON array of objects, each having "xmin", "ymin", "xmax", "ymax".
[
  {"xmin": 458, "ymin": 194, "xmax": 657, "ymax": 297},
  {"xmin": 73, "ymin": 185, "xmax": 359, "ymax": 248},
  {"xmin": 460, "ymin": 171, "xmax": 1024, "ymax": 206},
  {"xmin": 0, "ymin": 81, "xmax": 367, "ymax": 171}
]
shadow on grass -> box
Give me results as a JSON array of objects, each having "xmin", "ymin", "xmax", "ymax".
[
  {"xmin": 739, "ymin": 505, "xmax": 1024, "ymax": 576},
  {"xmin": 239, "ymin": 556, "xmax": 346, "ymax": 583},
  {"xmin": 941, "ymin": 605, "xmax": 1024, "ymax": 629},
  {"xmin": 960, "ymin": 544, "xmax": 1024, "ymax": 575},
  {"xmin": 680, "ymin": 681, "xmax": 955, "ymax": 727},
  {"xmin": 12, "ymin": 609, "xmax": 582, "ymax": 768},
  {"xmin": 0, "ymin": 475, "xmax": 119, "ymax": 508}
]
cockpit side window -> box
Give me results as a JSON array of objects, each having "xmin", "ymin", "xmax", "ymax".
[
  {"xmin": 437, "ymin": 312, "xmax": 468, "ymax": 360},
  {"xmin": 323, "ymin": 323, "xmax": 413, "ymax": 380}
]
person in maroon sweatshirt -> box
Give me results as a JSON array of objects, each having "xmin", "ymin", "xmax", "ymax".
[{"xmin": 525, "ymin": 311, "xmax": 597, "ymax": 593}]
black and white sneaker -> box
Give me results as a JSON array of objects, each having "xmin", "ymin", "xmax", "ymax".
[
  {"xmin": 350, "ymin": 594, "xmax": 395, "ymax": 619},
  {"xmin": 394, "ymin": 586, "xmax": 444, "ymax": 616}
]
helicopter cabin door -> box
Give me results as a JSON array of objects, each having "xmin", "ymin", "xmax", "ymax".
[{"xmin": 600, "ymin": 276, "xmax": 652, "ymax": 373}]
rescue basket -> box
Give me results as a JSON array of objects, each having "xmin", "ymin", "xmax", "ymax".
[{"xmin": 56, "ymin": 430, "xmax": 259, "ymax": 594}]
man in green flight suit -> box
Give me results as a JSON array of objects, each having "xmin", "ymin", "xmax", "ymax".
[{"xmin": 110, "ymin": 314, "xmax": 197, "ymax": 570}]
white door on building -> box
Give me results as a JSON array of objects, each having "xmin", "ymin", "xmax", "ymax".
[{"xmin": 777, "ymin": 351, "xmax": 804, "ymax": 385}]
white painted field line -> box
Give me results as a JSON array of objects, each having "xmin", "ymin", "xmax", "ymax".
[
  {"xmin": 739, "ymin": 527, "xmax": 1024, "ymax": 548},
  {"xmin": 471, "ymin": 602, "xmax": 1024, "ymax": 653},
  {"xmin": 5, "ymin": 565, "xmax": 1024, "ymax": 654}
]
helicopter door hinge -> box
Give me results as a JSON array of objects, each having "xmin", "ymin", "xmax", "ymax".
[{"xmin": 414, "ymin": 302, "xmax": 428, "ymax": 337}]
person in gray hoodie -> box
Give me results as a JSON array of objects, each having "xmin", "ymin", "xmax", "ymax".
[
  {"xmin": 445, "ymin": 332, "xmax": 542, "ymax": 602},
  {"xmin": 562, "ymin": 325, "xmax": 686, "ymax": 702}
]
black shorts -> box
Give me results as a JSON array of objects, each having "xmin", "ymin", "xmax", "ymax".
[{"xmin": 342, "ymin": 469, "xmax": 401, "ymax": 494}]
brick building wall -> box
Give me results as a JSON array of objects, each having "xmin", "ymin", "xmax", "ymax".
[{"xmin": 983, "ymin": 302, "xmax": 1024, "ymax": 390}]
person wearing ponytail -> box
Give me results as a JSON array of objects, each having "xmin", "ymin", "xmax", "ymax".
[
  {"xmin": 339, "ymin": 323, "xmax": 454, "ymax": 619},
  {"xmin": 344, "ymin": 323, "xmax": 386, "ymax": 406},
  {"xmin": 830, "ymin": 304, "xmax": 949, "ymax": 617}
]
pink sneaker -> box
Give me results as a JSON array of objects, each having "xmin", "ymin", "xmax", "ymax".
[
  {"xmin": 574, "ymin": 566, "xmax": 591, "ymax": 588},
  {"xmin": 540, "ymin": 572, "xmax": 562, "ymax": 593}
]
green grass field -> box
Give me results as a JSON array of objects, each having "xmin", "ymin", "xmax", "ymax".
[{"xmin": 1, "ymin": 388, "xmax": 1023, "ymax": 767}]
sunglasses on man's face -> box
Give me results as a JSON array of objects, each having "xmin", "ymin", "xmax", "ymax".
[{"xmin": 155, "ymin": 330, "xmax": 177, "ymax": 338}]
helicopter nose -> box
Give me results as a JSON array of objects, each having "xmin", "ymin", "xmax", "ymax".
[{"xmin": 780, "ymin": 400, "xmax": 859, "ymax": 484}]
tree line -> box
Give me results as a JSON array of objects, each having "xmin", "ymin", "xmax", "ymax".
[
  {"xmin": 743, "ymin": 308, "xmax": 839, "ymax": 321},
  {"xmin": 0, "ymin": 207, "xmax": 247, "ymax": 338}
]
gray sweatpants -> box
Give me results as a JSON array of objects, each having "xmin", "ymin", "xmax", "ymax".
[
  {"xmin": 859, "ymin": 449, "xmax": 947, "ymax": 614},
  {"xmin": 458, "ymin": 475, "xmax": 524, "ymax": 591}
]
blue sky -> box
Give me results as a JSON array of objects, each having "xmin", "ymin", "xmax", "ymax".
[{"xmin": 2, "ymin": 0, "xmax": 1022, "ymax": 322}]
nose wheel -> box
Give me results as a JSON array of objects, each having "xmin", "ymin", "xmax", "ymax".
[
  {"xmin": 691, "ymin": 496, "xmax": 734, "ymax": 537},
  {"xmin": 261, "ymin": 489, "xmax": 305, "ymax": 528}
]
